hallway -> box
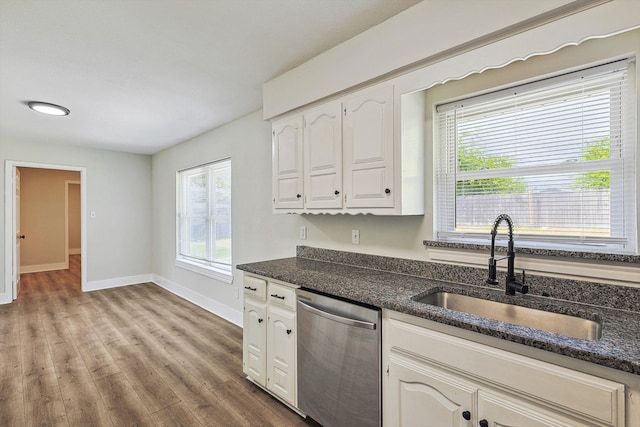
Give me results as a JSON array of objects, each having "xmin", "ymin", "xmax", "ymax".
[{"xmin": 18, "ymin": 255, "xmax": 82, "ymax": 299}]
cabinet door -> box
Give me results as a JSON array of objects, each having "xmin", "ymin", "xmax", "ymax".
[
  {"xmin": 243, "ymin": 297, "xmax": 267, "ymax": 387},
  {"xmin": 273, "ymin": 116, "xmax": 304, "ymax": 209},
  {"xmin": 267, "ymin": 305, "xmax": 296, "ymax": 406},
  {"xmin": 343, "ymin": 84, "xmax": 394, "ymax": 208},
  {"xmin": 304, "ymin": 100, "xmax": 343, "ymax": 209},
  {"xmin": 477, "ymin": 390, "xmax": 586, "ymax": 427},
  {"xmin": 386, "ymin": 352, "xmax": 476, "ymax": 427}
]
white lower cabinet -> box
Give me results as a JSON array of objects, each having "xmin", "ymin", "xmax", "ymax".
[
  {"xmin": 387, "ymin": 352, "xmax": 476, "ymax": 427},
  {"xmin": 383, "ymin": 311, "xmax": 626, "ymax": 427},
  {"xmin": 242, "ymin": 275, "xmax": 298, "ymax": 408},
  {"xmin": 266, "ymin": 304, "xmax": 296, "ymax": 404},
  {"xmin": 243, "ymin": 296, "xmax": 267, "ymax": 386}
]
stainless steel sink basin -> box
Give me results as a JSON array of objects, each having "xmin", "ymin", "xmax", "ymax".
[{"xmin": 416, "ymin": 291, "xmax": 602, "ymax": 340}]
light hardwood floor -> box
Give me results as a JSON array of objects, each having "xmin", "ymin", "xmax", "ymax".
[{"xmin": 0, "ymin": 256, "xmax": 318, "ymax": 426}]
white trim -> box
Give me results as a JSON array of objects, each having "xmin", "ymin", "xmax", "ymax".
[
  {"xmin": 85, "ymin": 274, "xmax": 153, "ymax": 292},
  {"xmin": 0, "ymin": 292, "xmax": 11, "ymax": 305},
  {"xmin": 175, "ymin": 258, "xmax": 233, "ymax": 284},
  {"xmin": 21, "ymin": 262, "xmax": 68, "ymax": 274},
  {"xmin": 65, "ymin": 180, "xmax": 81, "ymax": 266},
  {"xmin": 152, "ymin": 274, "xmax": 242, "ymax": 327},
  {"xmin": 4, "ymin": 160, "xmax": 88, "ymax": 300},
  {"xmin": 427, "ymin": 249, "xmax": 640, "ymax": 288}
]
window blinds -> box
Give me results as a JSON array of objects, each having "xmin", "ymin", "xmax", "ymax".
[{"xmin": 435, "ymin": 58, "xmax": 636, "ymax": 254}]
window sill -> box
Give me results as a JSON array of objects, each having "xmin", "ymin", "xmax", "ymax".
[
  {"xmin": 176, "ymin": 258, "xmax": 233, "ymax": 284},
  {"xmin": 423, "ymin": 240, "xmax": 639, "ymax": 287},
  {"xmin": 423, "ymin": 240, "xmax": 640, "ymax": 264}
]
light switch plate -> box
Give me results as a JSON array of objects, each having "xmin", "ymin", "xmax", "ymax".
[
  {"xmin": 352, "ymin": 229, "xmax": 360, "ymax": 244},
  {"xmin": 300, "ymin": 226, "xmax": 307, "ymax": 240}
]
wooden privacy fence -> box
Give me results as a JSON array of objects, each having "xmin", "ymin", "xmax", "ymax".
[{"xmin": 456, "ymin": 190, "xmax": 610, "ymax": 231}]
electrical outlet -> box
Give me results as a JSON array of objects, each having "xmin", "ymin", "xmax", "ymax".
[
  {"xmin": 299, "ymin": 226, "xmax": 307, "ymax": 240},
  {"xmin": 351, "ymin": 229, "xmax": 360, "ymax": 244}
]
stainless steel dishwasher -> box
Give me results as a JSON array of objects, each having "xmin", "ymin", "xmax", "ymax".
[{"xmin": 296, "ymin": 288, "xmax": 381, "ymax": 427}]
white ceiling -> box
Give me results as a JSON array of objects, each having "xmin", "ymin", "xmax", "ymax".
[{"xmin": 0, "ymin": 0, "xmax": 421, "ymax": 155}]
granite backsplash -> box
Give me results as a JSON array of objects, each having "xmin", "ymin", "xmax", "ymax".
[{"xmin": 296, "ymin": 245, "xmax": 640, "ymax": 313}]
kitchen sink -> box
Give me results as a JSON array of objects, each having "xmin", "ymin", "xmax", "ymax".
[{"xmin": 416, "ymin": 291, "xmax": 602, "ymax": 340}]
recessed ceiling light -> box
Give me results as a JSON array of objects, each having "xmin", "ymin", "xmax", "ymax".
[{"xmin": 27, "ymin": 101, "xmax": 70, "ymax": 116}]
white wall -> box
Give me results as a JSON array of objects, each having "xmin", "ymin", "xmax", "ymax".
[
  {"xmin": 150, "ymin": 28, "xmax": 639, "ymax": 329},
  {"xmin": 151, "ymin": 110, "xmax": 303, "ymax": 325},
  {"xmin": 0, "ymin": 139, "xmax": 152, "ymax": 296}
]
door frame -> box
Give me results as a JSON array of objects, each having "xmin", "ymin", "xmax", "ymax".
[
  {"xmin": 4, "ymin": 160, "xmax": 88, "ymax": 300},
  {"xmin": 65, "ymin": 180, "xmax": 81, "ymax": 266}
]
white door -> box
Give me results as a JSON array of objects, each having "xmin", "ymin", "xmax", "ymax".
[
  {"xmin": 343, "ymin": 84, "xmax": 394, "ymax": 208},
  {"xmin": 386, "ymin": 352, "xmax": 476, "ymax": 427},
  {"xmin": 266, "ymin": 304, "xmax": 296, "ymax": 406},
  {"xmin": 243, "ymin": 297, "xmax": 267, "ymax": 387},
  {"xmin": 304, "ymin": 100, "xmax": 343, "ymax": 209},
  {"xmin": 272, "ymin": 116, "xmax": 304, "ymax": 210},
  {"xmin": 14, "ymin": 168, "xmax": 22, "ymax": 298}
]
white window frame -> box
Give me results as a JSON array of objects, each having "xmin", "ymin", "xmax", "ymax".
[
  {"xmin": 434, "ymin": 58, "xmax": 637, "ymax": 255},
  {"xmin": 176, "ymin": 159, "xmax": 233, "ymax": 283}
]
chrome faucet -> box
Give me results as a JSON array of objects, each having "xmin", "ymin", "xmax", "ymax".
[{"xmin": 486, "ymin": 214, "xmax": 528, "ymax": 295}]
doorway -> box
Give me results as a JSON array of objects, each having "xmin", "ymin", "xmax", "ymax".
[{"xmin": 4, "ymin": 160, "xmax": 87, "ymax": 301}]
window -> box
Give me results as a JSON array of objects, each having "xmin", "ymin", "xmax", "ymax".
[
  {"xmin": 177, "ymin": 159, "xmax": 232, "ymax": 281},
  {"xmin": 435, "ymin": 59, "xmax": 636, "ymax": 254}
]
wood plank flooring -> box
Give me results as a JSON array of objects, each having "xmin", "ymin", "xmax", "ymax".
[{"xmin": 0, "ymin": 256, "xmax": 318, "ymax": 426}]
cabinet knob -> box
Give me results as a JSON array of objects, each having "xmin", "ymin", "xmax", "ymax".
[
  {"xmin": 479, "ymin": 420, "xmax": 488, "ymax": 427},
  {"xmin": 334, "ymin": 190, "xmax": 340, "ymax": 195},
  {"xmin": 462, "ymin": 411, "xmax": 471, "ymax": 421},
  {"xmin": 296, "ymin": 194, "xmax": 302, "ymax": 198},
  {"xmin": 258, "ymin": 318, "xmax": 263, "ymax": 323},
  {"xmin": 286, "ymin": 329, "xmax": 292, "ymax": 335},
  {"xmin": 385, "ymin": 188, "xmax": 391, "ymax": 194}
]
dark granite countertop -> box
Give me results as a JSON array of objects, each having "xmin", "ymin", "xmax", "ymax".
[{"xmin": 237, "ymin": 256, "xmax": 640, "ymax": 375}]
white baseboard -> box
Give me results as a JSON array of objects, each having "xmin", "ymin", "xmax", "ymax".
[
  {"xmin": 0, "ymin": 292, "xmax": 12, "ymax": 305},
  {"xmin": 85, "ymin": 274, "xmax": 153, "ymax": 292},
  {"xmin": 21, "ymin": 262, "xmax": 68, "ymax": 274},
  {"xmin": 69, "ymin": 248, "xmax": 81, "ymax": 255},
  {"xmin": 152, "ymin": 274, "xmax": 242, "ymax": 327}
]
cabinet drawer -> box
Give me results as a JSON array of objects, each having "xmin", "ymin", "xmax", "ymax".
[
  {"xmin": 243, "ymin": 275, "xmax": 267, "ymax": 300},
  {"xmin": 268, "ymin": 282, "xmax": 296, "ymax": 310}
]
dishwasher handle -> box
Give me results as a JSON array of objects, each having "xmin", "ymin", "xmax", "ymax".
[{"xmin": 297, "ymin": 299, "xmax": 377, "ymax": 330}]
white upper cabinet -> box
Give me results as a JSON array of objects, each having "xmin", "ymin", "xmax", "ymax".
[
  {"xmin": 272, "ymin": 116, "xmax": 304, "ymax": 209},
  {"xmin": 272, "ymin": 83, "xmax": 424, "ymax": 215},
  {"xmin": 303, "ymin": 100, "xmax": 343, "ymax": 210},
  {"xmin": 343, "ymin": 85, "xmax": 394, "ymax": 209}
]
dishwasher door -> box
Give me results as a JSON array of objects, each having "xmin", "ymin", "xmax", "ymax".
[{"xmin": 297, "ymin": 288, "xmax": 381, "ymax": 427}]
